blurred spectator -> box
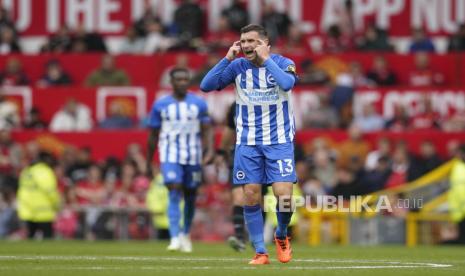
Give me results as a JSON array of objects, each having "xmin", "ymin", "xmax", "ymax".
[
  {"xmin": 331, "ymin": 166, "xmax": 358, "ymax": 199},
  {"xmin": 172, "ymin": 0, "xmax": 204, "ymax": 50},
  {"xmin": 146, "ymin": 173, "xmax": 170, "ymax": 240},
  {"xmin": 312, "ymin": 148, "xmax": 337, "ymax": 191},
  {"xmin": 275, "ymin": 24, "xmax": 310, "ymax": 55},
  {"xmin": 261, "ymin": 3, "xmax": 291, "ymax": 43},
  {"xmin": 336, "ymin": 123, "xmax": 370, "ymax": 171},
  {"xmin": 409, "ymin": 96, "xmax": 440, "ymax": 130},
  {"xmin": 365, "ymin": 137, "xmax": 391, "ymax": 171},
  {"xmin": 347, "ymin": 61, "xmax": 373, "ymax": 87},
  {"xmin": 353, "ymin": 103, "xmax": 385, "ymax": 132},
  {"xmin": 99, "ymin": 101, "xmax": 134, "ymax": 129},
  {"xmin": 359, "ymin": 155, "xmax": 391, "ymax": 194},
  {"xmin": 143, "ymin": 19, "xmax": 173, "ymax": 54},
  {"xmin": 49, "ymin": 98, "xmax": 93, "ymax": 132},
  {"xmin": 409, "ymin": 27, "xmax": 435, "ymax": 53},
  {"xmin": 298, "ymin": 59, "xmax": 330, "ymax": 86},
  {"xmin": 384, "ymin": 145, "xmax": 410, "ymax": 188},
  {"xmin": 71, "ymin": 25, "xmax": 107, "ymax": 52},
  {"xmin": 0, "ymin": 57, "xmax": 30, "ymax": 85},
  {"xmin": 85, "ymin": 55, "xmax": 130, "ymax": 87},
  {"xmin": 448, "ymin": 24, "xmax": 465, "ymax": 52},
  {"xmin": 75, "ymin": 164, "xmax": 106, "ymax": 206},
  {"xmin": 329, "ymin": 75, "xmax": 354, "ymax": 128},
  {"xmin": 0, "ymin": 6, "xmax": 15, "ymax": 32},
  {"xmin": 37, "ymin": 59, "xmax": 72, "ymax": 87},
  {"xmin": 302, "ymin": 93, "xmax": 338, "ymax": 129},
  {"xmin": 410, "ymin": 140, "xmax": 442, "ymax": 180},
  {"xmin": 0, "ymin": 88, "xmax": 20, "ymax": 129},
  {"xmin": 385, "ymin": 104, "xmax": 410, "ymax": 132},
  {"xmin": 0, "ymin": 129, "xmax": 22, "ymax": 177},
  {"xmin": 204, "ymin": 15, "xmax": 237, "ymax": 53},
  {"xmin": 221, "ymin": 0, "xmax": 249, "ymax": 33},
  {"xmin": 133, "ymin": 8, "xmax": 161, "ymax": 37},
  {"xmin": 23, "ymin": 107, "xmax": 47, "ymax": 130},
  {"xmin": 159, "ymin": 54, "xmax": 193, "ymax": 88},
  {"xmin": 0, "ymin": 26, "xmax": 20, "ymax": 54},
  {"xmin": 124, "ymin": 143, "xmax": 146, "ymax": 175},
  {"xmin": 17, "ymin": 151, "xmax": 60, "ymax": 239},
  {"xmin": 118, "ymin": 27, "xmax": 145, "ymax": 54},
  {"xmin": 357, "ymin": 24, "xmax": 392, "ymax": 52},
  {"xmin": 323, "ymin": 24, "xmax": 353, "ymax": 53},
  {"xmin": 442, "ymin": 110, "xmax": 465, "ymax": 132},
  {"xmin": 40, "ymin": 26, "xmax": 72, "ymax": 53},
  {"xmin": 408, "ymin": 52, "xmax": 444, "ymax": 87},
  {"xmin": 366, "ymin": 56, "xmax": 397, "ymax": 86},
  {"xmin": 66, "ymin": 147, "xmax": 92, "ymax": 184},
  {"xmin": 191, "ymin": 54, "xmax": 221, "ymax": 85}
]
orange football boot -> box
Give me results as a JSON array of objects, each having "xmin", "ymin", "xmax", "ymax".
[
  {"xmin": 274, "ymin": 235, "xmax": 292, "ymax": 263},
  {"xmin": 248, "ymin": 253, "xmax": 270, "ymax": 265}
]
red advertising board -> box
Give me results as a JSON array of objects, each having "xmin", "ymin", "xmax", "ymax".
[{"xmin": 3, "ymin": 0, "xmax": 465, "ymax": 36}]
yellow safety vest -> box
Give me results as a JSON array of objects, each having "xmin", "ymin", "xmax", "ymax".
[
  {"xmin": 265, "ymin": 185, "xmax": 302, "ymax": 227},
  {"xmin": 146, "ymin": 174, "xmax": 169, "ymax": 229},
  {"xmin": 449, "ymin": 159, "xmax": 465, "ymax": 222},
  {"xmin": 17, "ymin": 162, "xmax": 60, "ymax": 222}
]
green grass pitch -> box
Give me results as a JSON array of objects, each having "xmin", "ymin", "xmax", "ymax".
[{"xmin": 0, "ymin": 241, "xmax": 464, "ymax": 275}]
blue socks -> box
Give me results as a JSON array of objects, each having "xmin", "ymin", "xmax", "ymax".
[
  {"xmin": 244, "ymin": 204, "xmax": 267, "ymax": 254},
  {"xmin": 168, "ymin": 189, "xmax": 182, "ymax": 238},
  {"xmin": 275, "ymin": 208, "xmax": 293, "ymax": 239},
  {"xmin": 183, "ymin": 190, "xmax": 196, "ymax": 234}
]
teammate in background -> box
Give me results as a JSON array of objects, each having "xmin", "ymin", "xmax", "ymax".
[
  {"xmin": 201, "ymin": 24, "xmax": 298, "ymax": 265},
  {"xmin": 215, "ymin": 102, "xmax": 246, "ymax": 251},
  {"xmin": 146, "ymin": 68, "xmax": 214, "ymax": 253}
]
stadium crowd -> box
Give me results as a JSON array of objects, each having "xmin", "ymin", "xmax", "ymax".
[{"xmin": 0, "ymin": 0, "xmax": 465, "ymax": 242}]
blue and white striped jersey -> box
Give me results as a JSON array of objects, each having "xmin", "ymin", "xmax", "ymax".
[
  {"xmin": 201, "ymin": 54, "xmax": 297, "ymax": 146},
  {"xmin": 148, "ymin": 93, "xmax": 210, "ymax": 165}
]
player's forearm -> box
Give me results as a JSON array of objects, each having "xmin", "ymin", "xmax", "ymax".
[
  {"xmin": 201, "ymin": 123, "xmax": 214, "ymax": 153},
  {"xmin": 263, "ymin": 58, "xmax": 296, "ymax": 91},
  {"xmin": 200, "ymin": 58, "xmax": 232, "ymax": 92}
]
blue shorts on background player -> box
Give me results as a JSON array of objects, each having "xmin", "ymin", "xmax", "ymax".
[
  {"xmin": 201, "ymin": 24, "xmax": 297, "ymax": 265},
  {"xmin": 146, "ymin": 68, "xmax": 214, "ymax": 253}
]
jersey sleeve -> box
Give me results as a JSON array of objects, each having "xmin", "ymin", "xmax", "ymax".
[
  {"xmin": 279, "ymin": 57, "xmax": 298, "ymax": 79},
  {"xmin": 198, "ymin": 99, "xmax": 211, "ymax": 124},
  {"xmin": 200, "ymin": 58, "xmax": 238, "ymax": 91},
  {"xmin": 148, "ymin": 101, "xmax": 162, "ymax": 129}
]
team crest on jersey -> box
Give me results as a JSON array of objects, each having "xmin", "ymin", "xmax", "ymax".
[
  {"xmin": 266, "ymin": 74, "xmax": 276, "ymax": 85},
  {"xmin": 167, "ymin": 171, "xmax": 177, "ymax": 179},
  {"xmin": 286, "ymin": 64, "xmax": 296, "ymax": 74}
]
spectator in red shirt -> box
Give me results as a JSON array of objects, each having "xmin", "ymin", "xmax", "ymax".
[
  {"xmin": 323, "ymin": 24, "xmax": 353, "ymax": 53},
  {"xmin": 75, "ymin": 164, "xmax": 106, "ymax": 206},
  {"xmin": 0, "ymin": 57, "xmax": 29, "ymax": 85},
  {"xmin": 409, "ymin": 52, "xmax": 444, "ymax": 87},
  {"xmin": 409, "ymin": 96, "xmax": 441, "ymax": 130}
]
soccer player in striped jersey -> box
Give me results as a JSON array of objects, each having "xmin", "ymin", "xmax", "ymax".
[
  {"xmin": 200, "ymin": 24, "xmax": 297, "ymax": 265},
  {"xmin": 146, "ymin": 67, "xmax": 214, "ymax": 253}
]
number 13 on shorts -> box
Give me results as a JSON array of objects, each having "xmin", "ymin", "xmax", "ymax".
[{"xmin": 277, "ymin": 159, "xmax": 293, "ymax": 177}]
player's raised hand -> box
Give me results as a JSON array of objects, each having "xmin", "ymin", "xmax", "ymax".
[
  {"xmin": 226, "ymin": 41, "xmax": 241, "ymax": 61},
  {"xmin": 255, "ymin": 39, "xmax": 271, "ymax": 65}
]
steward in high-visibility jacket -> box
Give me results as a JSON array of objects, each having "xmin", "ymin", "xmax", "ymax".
[
  {"xmin": 449, "ymin": 144, "xmax": 465, "ymax": 244},
  {"xmin": 146, "ymin": 174, "xmax": 170, "ymax": 240},
  {"xmin": 17, "ymin": 152, "xmax": 60, "ymax": 238}
]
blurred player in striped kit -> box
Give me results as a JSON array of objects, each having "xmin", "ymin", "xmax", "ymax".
[
  {"xmin": 146, "ymin": 68, "xmax": 214, "ymax": 252},
  {"xmin": 201, "ymin": 24, "xmax": 298, "ymax": 265}
]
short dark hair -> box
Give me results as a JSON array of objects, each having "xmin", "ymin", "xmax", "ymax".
[
  {"xmin": 169, "ymin": 67, "xmax": 190, "ymax": 78},
  {"xmin": 240, "ymin": 24, "xmax": 268, "ymax": 38}
]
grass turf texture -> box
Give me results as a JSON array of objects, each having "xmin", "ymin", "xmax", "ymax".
[{"xmin": 0, "ymin": 241, "xmax": 464, "ymax": 275}]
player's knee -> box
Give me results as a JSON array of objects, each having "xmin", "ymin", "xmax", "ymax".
[{"xmin": 243, "ymin": 187, "xmax": 261, "ymax": 205}]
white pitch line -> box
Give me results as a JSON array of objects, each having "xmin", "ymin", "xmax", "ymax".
[{"xmin": 0, "ymin": 255, "xmax": 453, "ymax": 269}]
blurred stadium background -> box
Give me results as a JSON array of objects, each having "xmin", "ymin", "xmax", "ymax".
[{"xmin": 1, "ymin": 0, "xmax": 465, "ymax": 252}]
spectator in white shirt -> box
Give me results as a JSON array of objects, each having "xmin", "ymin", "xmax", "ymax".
[{"xmin": 49, "ymin": 98, "xmax": 92, "ymax": 132}]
